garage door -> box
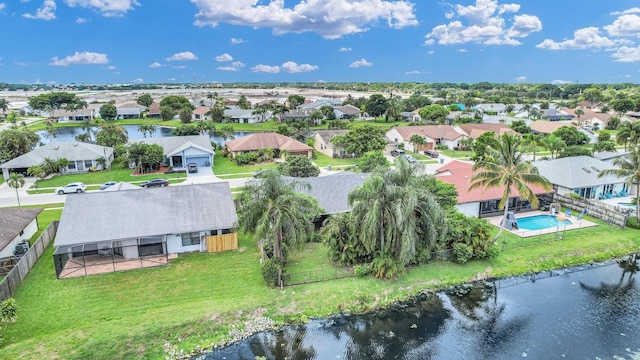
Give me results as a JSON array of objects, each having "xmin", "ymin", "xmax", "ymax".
[{"xmin": 185, "ymin": 156, "xmax": 210, "ymax": 167}]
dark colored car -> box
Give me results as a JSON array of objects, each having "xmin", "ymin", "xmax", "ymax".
[
  {"xmin": 140, "ymin": 178, "xmax": 169, "ymax": 188},
  {"xmin": 391, "ymin": 149, "xmax": 405, "ymax": 157},
  {"xmin": 187, "ymin": 163, "xmax": 198, "ymax": 173},
  {"xmin": 402, "ymin": 155, "xmax": 417, "ymax": 164},
  {"xmin": 100, "ymin": 181, "xmax": 117, "ymax": 190},
  {"xmin": 424, "ymin": 149, "xmax": 439, "ymax": 158}
]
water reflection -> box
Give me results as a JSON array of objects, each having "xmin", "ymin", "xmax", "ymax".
[{"xmin": 200, "ymin": 259, "xmax": 640, "ymax": 360}]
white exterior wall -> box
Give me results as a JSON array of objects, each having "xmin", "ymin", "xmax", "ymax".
[
  {"xmin": 121, "ymin": 239, "xmax": 139, "ymax": 258},
  {"xmin": 456, "ymin": 202, "xmax": 480, "ymax": 218},
  {"xmin": 385, "ymin": 128, "xmax": 404, "ymax": 146},
  {"xmin": 0, "ymin": 219, "xmax": 38, "ymax": 258},
  {"xmin": 166, "ymin": 231, "xmax": 210, "ymax": 254},
  {"xmin": 556, "ymin": 186, "xmax": 573, "ymax": 196}
]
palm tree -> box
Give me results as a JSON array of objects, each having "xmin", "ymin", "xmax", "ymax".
[
  {"xmin": 8, "ymin": 173, "xmax": 25, "ymax": 207},
  {"xmin": 138, "ymin": 124, "xmax": 157, "ymax": 138},
  {"xmin": 409, "ymin": 134, "xmax": 426, "ymax": 153},
  {"xmin": 542, "ymin": 134, "xmax": 566, "ymax": 159},
  {"xmin": 44, "ymin": 120, "xmax": 57, "ymax": 142},
  {"xmin": 237, "ymin": 170, "xmax": 318, "ymax": 267},
  {"xmin": 95, "ymin": 157, "xmax": 108, "ymax": 170},
  {"xmin": 40, "ymin": 158, "xmax": 58, "ymax": 175},
  {"xmin": 27, "ymin": 165, "xmax": 45, "ymax": 190},
  {"xmin": 0, "ymin": 98, "xmax": 8, "ymax": 119},
  {"xmin": 574, "ymin": 108, "xmax": 584, "ymax": 126},
  {"xmin": 469, "ymin": 134, "xmax": 551, "ymax": 239},
  {"xmin": 598, "ymin": 147, "xmax": 640, "ymax": 221},
  {"xmin": 522, "ymin": 133, "xmax": 541, "ymax": 161},
  {"xmin": 615, "ymin": 121, "xmax": 640, "ymax": 151}
]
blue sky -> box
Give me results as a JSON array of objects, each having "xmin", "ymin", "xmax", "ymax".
[{"xmin": 2, "ymin": 0, "xmax": 640, "ymax": 85}]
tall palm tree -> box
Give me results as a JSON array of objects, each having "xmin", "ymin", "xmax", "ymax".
[
  {"xmin": 615, "ymin": 121, "xmax": 640, "ymax": 151},
  {"xmin": 138, "ymin": 124, "xmax": 157, "ymax": 138},
  {"xmin": 469, "ymin": 134, "xmax": 551, "ymax": 239},
  {"xmin": 27, "ymin": 165, "xmax": 45, "ymax": 190},
  {"xmin": 0, "ymin": 98, "xmax": 8, "ymax": 119},
  {"xmin": 542, "ymin": 134, "xmax": 566, "ymax": 159},
  {"xmin": 522, "ymin": 133, "xmax": 541, "ymax": 161},
  {"xmin": 8, "ymin": 173, "xmax": 25, "ymax": 207},
  {"xmin": 574, "ymin": 108, "xmax": 584, "ymax": 126},
  {"xmin": 237, "ymin": 170, "xmax": 318, "ymax": 264},
  {"xmin": 598, "ymin": 146, "xmax": 640, "ymax": 221},
  {"xmin": 40, "ymin": 158, "xmax": 58, "ymax": 175}
]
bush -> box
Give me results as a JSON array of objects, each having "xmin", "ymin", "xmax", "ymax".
[
  {"xmin": 486, "ymin": 244, "xmax": 501, "ymax": 259},
  {"xmin": 569, "ymin": 193, "xmax": 582, "ymax": 199},
  {"xmin": 371, "ymin": 254, "xmax": 405, "ymax": 279},
  {"xmin": 436, "ymin": 144, "xmax": 448, "ymax": 150},
  {"xmin": 234, "ymin": 152, "xmax": 260, "ymax": 166},
  {"xmin": 626, "ymin": 217, "xmax": 640, "ymax": 230},
  {"xmin": 261, "ymin": 258, "xmax": 285, "ymax": 287},
  {"xmin": 452, "ymin": 243, "xmax": 474, "ymax": 264},
  {"xmin": 353, "ymin": 263, "xmax": 371, "ymax": 277}
]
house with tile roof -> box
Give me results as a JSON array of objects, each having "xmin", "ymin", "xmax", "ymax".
[
  {"xmin": 1, "ymin": 142, "xmax": 114, "ymax": 180},
  {"xmin": 385, "ymin": 125, "xmax": 466, "ymax": 152},
  {"xmin": 529, "ymin": 120, "xmax": 577, "ymax": 135},
  {"xmin": 455, "ymin": 123, "xmax": 519, "ymax": 139},
  {"xmin": 226, "ymin": 132, "xmax": 313, "ymax": 158},
  {"xmin": 564, "ymin": 108, "xmax": 612, "ymax": 129},
  {"xmin": 191, "ymin": 106, "xmax": 211, "ymax": 121},
  {"xmin": 146, "ymin": 102, "xmax": 161, "ymax": 118},
  {"xmin": 435, "ymin": 160, "xmax": 552, "ymax": 218},
  {"xmin": 312, "ymin": 130, "xmax": 349, "ymax": 157},
  {"xmin": 0, "ymin": 208, "xmax": 43, "ymax": 258}
]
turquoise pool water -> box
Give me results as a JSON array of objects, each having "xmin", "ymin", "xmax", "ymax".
[
  {"xmin": 619, "ymin": 202, "xmax": 635, "ymax": 208},
  {"xmin": 517, "ymin": 215, "xmax": 572, "ymax": 231}
]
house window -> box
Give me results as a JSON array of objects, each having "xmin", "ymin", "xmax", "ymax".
[
  {"xmin": 85, "ymin": 160, "xmax": 93, "ymax": 168},
  {"xmin": 68, "ymin": 162, "xmax": 76, "ymax": 170},
  {"xmin": 181, "ymin": 232, "xmax": 201, "ymax": 246}
]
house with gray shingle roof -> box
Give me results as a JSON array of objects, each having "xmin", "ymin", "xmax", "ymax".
[
  {"xmin": 53, "ymin": 182, "xmax": 238, "ymax": 278},
  {"xmin": 129, "ymin": 135, "xmax": 215, "ymax": 169},
  {"xmin": 533, "ymin": 156, "xmax": 629, "ymax": 199},
  {"xmin": 0, "ymin": 208, "xmax": 42, "ymax": 258},
  {"xmin": 0, "ymin": 142, "xmax": 114, "ymax": 180},
  {"xmin": 289, "ymin": 172, "xmax": 369, "ymax": 216},
  {"xmin": 313, "ymin": 130, "xmax": 349, "ymax": 158}
]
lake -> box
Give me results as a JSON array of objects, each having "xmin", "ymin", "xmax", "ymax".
[
  {"xmin": 199, "ymin": 259, "xmax": 640, "ymax": 359},
  {"xmin": 36, "ymin": 125, "xmax": 254, "ymax": 146}
]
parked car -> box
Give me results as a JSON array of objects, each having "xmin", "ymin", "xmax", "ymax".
[
  {"xmin": 187, "ymin": 163, "xmax": 198, "ymax": 174},
  {"xmin": 100, "ymin": 181, "xmax": 117, "ymax": 190},
  {"xmin": 424, "ymin": 149, "xmax": 439, "ymax": 158},
  {"xmin": 56, "ymin": 182, "xmax": 86, "ymax": 195},
  {"xmin": 391, "ymin": 149, "xmax": 405, "ymax": 157},
  {"xmin": 403, "ymin": 155, "xmax": 417, "ymax": 164},
  {"xmin": 140, "ymin": 178, "xmax": 169, "ymax": 188}
]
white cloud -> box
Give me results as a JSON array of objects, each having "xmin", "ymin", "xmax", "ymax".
[
  {"xmin": 281, "ymin": 61, "xmax": 318, "ymax": 73},
  {"xmin": 191, "ymin": 0, "xmax": 418, "ymax": 39},
  {"xmin": 168, "ymin": 77, "xmax": 176, "ymax": 81},
  {"xmin": 515, "ymin": 75, "xmax": 526, "ymax": 82},
  {"xmin": 0, "ymin": 3, "xmax": 6, "ymax": 11},
  {"xmin": 551, "ymin": 80, "xmax": 573, "ymax": 85},
  {"xmin": 339, "ymin": 47, "xmax": 352, "ymax": 52},
  {"xmin": 457, "ymin": 48, "xmax": 468, "ymax": 52},
  {"xmin": 63, "ymin": 0, "xmax": 139, "ymax": 17},
  {"xmin": 23, "ymin": 0, "xmax": 56, "ymax": 20},
  {"xmin": 50, "ymin": 51, "xmax": 109, "ymax": 66},
  {"xmin": 536, "ymin": 27, "xmax": 616, "ymax": 50},
  {"xmin": 133, "ymin": 78, "xmax": 144, "ymax": 83},
  {"xmin": 427, "ymin": 50, "xmax": 434, "ymax": 55},
  {"xmin": 76, "ymin": 17, "xmax": 87, "ymax": 23},
  {"xmin": 166, "ymin": 51, "xmax": 198, "ymax": 61},
  {"xmin": 106, "ymin": 65, "xmax": 116, "ymax": 70},
  {"xmin": 349, "ymin": 58, "xmax": 373, "ymax": 68},
  {"xmin": 252, "ymin": 64, "xmax": 280, "ymax": 73},
  {"xmin": 230, "ymin": 37, "xmax": 245, "ymax": 45},
  {"xmin": 149, "ymin": 62, "xmax": 162, "ymax": 68},
  {"xmin": 217, "ymin": 61, "xmax": 245, "ymax": 71},
  {"xmin": 625, "ymin": 74, "xmax": 632, "ymax": 78},
  {"xmin": 612, "ymin": 46, "xmax": 640, "ymax": 62},
  {"xmin": 16, "ymin": 62, "xmax": 27, "ymax": 66},
  {"xmin": 173, "ymin": 65, "xmax": 186, "ymax": 69},
  {"xmin": 215, "ymin": 53, "xmax": 233, "ymax": 62},
  {"xmin": 610, "ymin": 8, "xmax": 640, "ymax": 16},
  {"xmin": 405, "ymin": 70, "xmax": 420, "ymax": 75},
  {"xmin": 604, "ymin": 14, "xmax": 640, "ymax": 37},
  {"xmin": 425, "ymin": 0, "xmax": 541, "ymax": 46}
]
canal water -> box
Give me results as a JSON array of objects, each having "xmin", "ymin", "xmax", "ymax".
[
  {"xmin": 36, "ymin": 125, "xmax": 253, "ymax": 146},
  {"xmin": 199, "ymin": 260, "xmax": 640, "ymax": 359}
]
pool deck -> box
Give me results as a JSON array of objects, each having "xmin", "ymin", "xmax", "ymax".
[{"xmin": 487, "ymin": 210, "xmax": 599, "ymax": 238}]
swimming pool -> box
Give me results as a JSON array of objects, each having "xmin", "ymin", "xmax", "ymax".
[{"xmin": 517, "ymin": 215, "xmax": 572, "ymax": 231}]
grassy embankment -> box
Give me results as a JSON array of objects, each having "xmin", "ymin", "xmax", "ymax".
[{"xmin": 1, "ymin": 211, "xmax": 638, "ymax": 359}]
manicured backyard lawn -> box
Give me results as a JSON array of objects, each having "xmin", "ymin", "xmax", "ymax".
[
  {"xmin": 212, "ymin": 150, "xmax": 278, "ymax": 176},
  {"xmin": 439, "ymin": 149, "xmax": 474, "ymax": 159},
  {"xmin": 312, "ymin": 152, "xmax": 359, "ymax": 167}
]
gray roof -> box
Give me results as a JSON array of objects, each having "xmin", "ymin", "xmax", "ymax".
[
  {"xmin": 129, "ymin": 135, "xmax": 214, "ymax": 156},
  {"xmin": 54, "ymin": 183, "xmax": 238, "ymax": 247},
  {"xmin": 224, "ymin": 108, "xmax": 255, "ymax": 118},
  {"xmin": 102, "ymin": 182, "xmax": 142, "ymax": 192},
  {"xmin": 593, "ymin": 150, "xmax": 629, "ymax": 161},
  {"xmin": 315, "ymin": 130, "xmax": 349, "ymax": 144},
  {"xmin": 533, "ymin": 156, "xmax": 625, "ymax": 189},
  {"xmin": 0, "ymin": 208, "xmax": 42, "ymax": 251},
  {"xmin": 0, "ymin": 142, "xmax": 114, "ymax": 169},
  {"xmin": 288, "ymin": 172, "xmax": 369, "ymax": 215}
]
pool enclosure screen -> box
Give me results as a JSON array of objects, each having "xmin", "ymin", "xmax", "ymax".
[{"xmin": 53, "ymin": 236, "xmax": 168, "ymax": 279}]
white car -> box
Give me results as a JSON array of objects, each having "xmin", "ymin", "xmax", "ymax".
[{"xmin": 56, "ymin": 182, "xmax": 86, "ymax": 195}]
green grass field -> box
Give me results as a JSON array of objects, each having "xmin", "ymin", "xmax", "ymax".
[{"xmin": 212, "ymin": 150, "xmax": 278, "ymax": 176}]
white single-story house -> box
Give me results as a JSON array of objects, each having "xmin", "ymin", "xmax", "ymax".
[
  {"xmin": 52, "ymin": 108, "xmax": 96, "ymax": 122},
  {"xmin": 116, "ymin": 102, "xmax": 144, "ymax": 119},
  {"xmin": 386, "ymin": 125, "xmax": 467, "ymax": 152},
  {"xmin": 0, "ymin": 208, "xmax": 42, "ymax": 258},
  {"xmin": 224, "ymin": 108, "xmax": 262, "ymax": 123},
  {"xmin": 129, "ymin": 135, "xmax": 215, "ymax": 169},
  {"xmin": 333, "ymin": 105, "xmax": 362, "ymax": 120},
  {"xmin": 192, "ymin": 106, "xmax": 211, "ymax": 121},
  {"xmin": 53, "ymin": 183, "xmax": 238, "ymax": 278},
  {"xmin": 400, "ymin": 111, "xmax": 422, "ymax": 122},
  {"xmin": 533, "ymin": 156, "xmax": 630, "ymax": 199},
  {"xmin": 313, "ymin": 130, "xmax": 349, "ymax": 158},
  {"xmin": 0, "ymin": 142, "xmax": 114, "ymax": 180},
  {"xmin": 435, "ymin": 161, "xmax": 552, "ymax": 218}
]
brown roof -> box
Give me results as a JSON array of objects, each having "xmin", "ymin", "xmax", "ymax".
[
  {"xmin": 564, "ymin": 109, "xmax": 612, "ymax": 122},
  {"xmin": 529, "ymin": 120, "xmax": 576, "ymax": 134},
  {"xmin": 148, "ymin": 102, "xmax": 160, "ymax": 114},
  {"xmin": 192, "ymin": 106, "xmax": 210, "ymax": 115},
  {"xmin": 435, "ymin": 161, "xmax": 550, "ymax": 204},
  {"xmin": 392, "ymin": 125, "xmax": 464, "ymax": 141},
  {"xmin": 226, "ymin": 133, "xmax": 313, "ymax": 152},
  {"xmin": 457, "ymin": 124, "xmax": 518, "ymax": 139},
  {"xmin": 0, "ymin": 208, "xmax": 42, "ymax": 252}
]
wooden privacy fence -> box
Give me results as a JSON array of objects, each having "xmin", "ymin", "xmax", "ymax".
[
  {"xmin": 553, "ymin": 193, "xmax": 628, "ymax": 228},
  {"xmin": 0, "ymin": 221, "xmax": 58, "ymax": 302},
  {"xmin": 206, "ymin": 233, "xmax": 238, "ymax": 253}
]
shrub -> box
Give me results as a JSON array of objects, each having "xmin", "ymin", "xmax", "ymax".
[
  {"xmin": 486, "ymin": 244, "xmax": 501, "ymax": 258},
  {"xmin": 626, "ymin": 217, "xmax": 640, "ymax": 230},
  {"xmin": 371, "ymin": 254, "xmax": 405, "ymax": 279},
  {"xmin": 234, "ymin": 152, "xmax": 260, "ymax": 166},
  {"xmin": 353, "ymin": 263, "xmax": 371, "ymax": 277},
  {"xmin": 261, "ymin": 258, "xmax": 285, "ymax": 287},
  {"xmin": 569, "ymin": 193, "xmax": 582, "ymax": 199},
  {"xmin": 452, "ymin": 243, "xmax": 474, "ymax": 264},
  {"xmin": 436, "ymin": 144, "xmax": 448, "ymax": 150}
]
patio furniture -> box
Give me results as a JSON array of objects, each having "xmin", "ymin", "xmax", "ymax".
[{"xmin": 621, "ymin": 189, "xmax": 628, "ymax": 197}]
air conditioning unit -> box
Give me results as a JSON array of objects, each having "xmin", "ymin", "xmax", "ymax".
[{"xmin": 14, "ymin": 242, "xmax": 29, "ymax": 256}]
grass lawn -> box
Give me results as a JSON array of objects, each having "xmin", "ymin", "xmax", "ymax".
[
  {"xmin": 212, "ymin": 150, "xmax": 278, "ymax": 176},
  {"xmin": 312, "ymin": 152, "xmax": 359, "ymax": 168},
  {"xmin": 2, "ymin": 203, "xmax": 640, "ymax": 360},
  {"xmin": 31, "ymin": 161, "xmax": 185, "ymax": 189},
  {"xmin": 439, "ymin": 149, "xmax": 474, "ymax": 159}
]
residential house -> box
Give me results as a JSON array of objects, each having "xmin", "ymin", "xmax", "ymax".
[
  {"xmin": 52, "ymin": 108, "xmax": 95, "ymax": 122},
  {"xmin": 146, "ymin": 102, "xmax": 161, "ymax": 118},
  {"xmin": 224, "ymin": 107, "xmax": 262, "ymax": 124},
  {"xmin": 0, "ymin": 208, "xmax": 43, "ymax": 258},
  {"xmin": 192, "ymin": 106, "xmax": 211, "ymax": 121},
  {"xmin": 435, "ymin": 160, "xmax": 551, "ymax": 218},
  {"xmin": 533, "ymin": 156, "xmax": 630, "ymax": 199},
  {"xmin": 385, "ymin": 125, "xmax": 466, "ymax": 152},
  {"xmin": 475, "ymin": 103, "xmax": 507, "ymax": 115},
  {"xmin": 116, "ymin": 102, "xmax": 143, "ymax": 119},
  {"xmin": 456, "ymin": 123, "xmax": 519, "ymax": 140},
  {"xmin": 130, "ymin": 135, "xmax": 215, "ymax": 168},
  {"xmin": 1, "ymin": 142, "xmax": 114, "ymax": 180},
  {"xmin": 226, "ymin": 132, "xmax": 313, "ymax": 158},
  {"xmin": 312, "ymin": 130, "xmax": 349, "ymax": 157},
  {"xmin": 529, "ymin": 120, "xmax": 576, "ymax": 135},
  {"xmin": 281, "ymin": 109, "xmax": 310, "ymax": 121},
  {"xmin": 52, "ymin": 183, "xmax": 238, "ymax": 278},
  {"xmin": 564, "ymin": 108, "xmax": 612, "ymax": 129},
  {"xmin": 400, "ymin": 111, "xmax": 422, "ymax": 122},
  {"xmin": 592, "ymin": 150, "xmax": 629, "ymax": 164},
  {"xmin": 333, "ymin": 105, "xmax": 362, "ymax": 120},
  {"xmin": 540, "ymin": 108, "xmax": 574, "ymax": 121}
]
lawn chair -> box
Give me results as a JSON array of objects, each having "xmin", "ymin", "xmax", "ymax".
[
  {"xmin": 607, "ymin": 192, "xmax": 613, "ymax": 199},
  {"xmin": 621, "ymin": 189, "xmax": 628, "ymax": 197},
  {"xmin": 565, "ymin": 209, "xmax": 572, "ymax": 218},
  {"xmin": 598, "ymin": 193, "xmax": 605, "ymax": 200},
  {"xmin": 614, "ymin": 191, "xmax": 620, "ymax": 198},
  {"xmin": 576, "ymin": 208, "xmax": 587, "ymax": 220}
]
